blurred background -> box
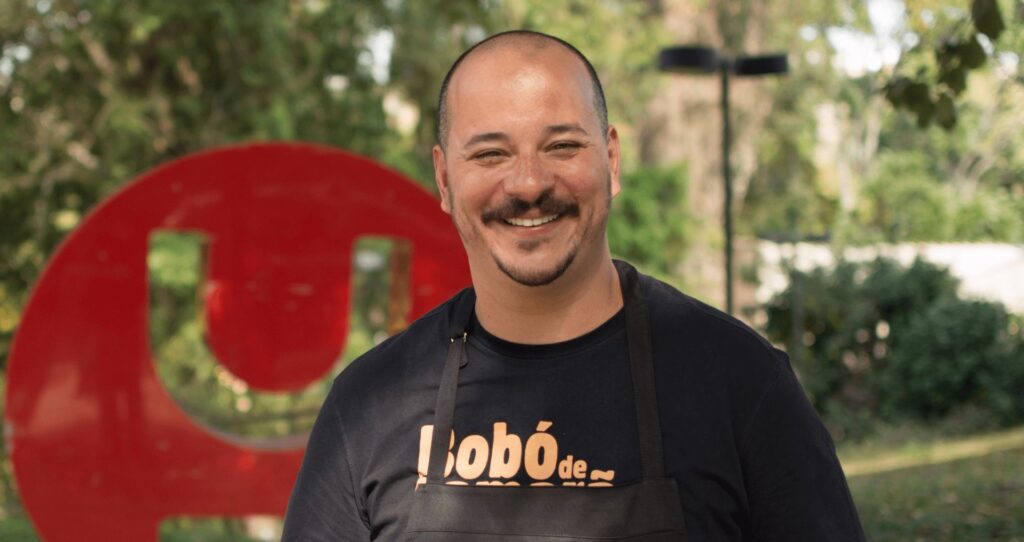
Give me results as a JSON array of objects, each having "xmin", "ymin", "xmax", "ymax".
[{"xmin": 1, "ymin": 0, "xmax": 1022, "ymax": 540}]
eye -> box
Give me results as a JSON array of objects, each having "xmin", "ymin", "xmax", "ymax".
[
  {"xmin": 471, "ymin": 149, "xmax": 507, "ymax": 164},
  {"xmin": 548, "ymin": 141, "xmax": 584, "ymax": 155}
]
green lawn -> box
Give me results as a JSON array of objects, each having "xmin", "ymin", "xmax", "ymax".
[
  {"xmin": 0, "ymin": 517, "xmax": 268, "ymax": 541},
  {"xmin": 841, "ymin": 426, "xmax": 1024, "ymax": 541}
]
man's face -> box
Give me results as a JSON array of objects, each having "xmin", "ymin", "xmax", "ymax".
[{"xmin": 433, "ymin": 44, "xmax": 620, "ymax": 287}]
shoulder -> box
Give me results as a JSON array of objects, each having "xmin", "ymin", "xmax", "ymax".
[
  {"xmin": 638, "ymin": 272, "xmax": 790, "ymax": 385},
  {"xmin": 641, "ymin": 274, "xmax": 783, "ymax": 359},
  {"xmin": 636, "ymin": 269, "xmax": 817, "ymax": 451}
]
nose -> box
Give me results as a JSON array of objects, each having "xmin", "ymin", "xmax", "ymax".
[{"xmin": 503, "ymin": 152, "xmax": 553, "ymax": 204}]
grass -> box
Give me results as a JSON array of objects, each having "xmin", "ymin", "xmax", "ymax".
[
  {"xmin": 841, "ymin": 425, "xmax": 1024, "ymax": 541},
  {"xmin": 0, "ymin": 516, "xmax": 271, "ymax": 541},
  {"xmin": 0, "ymin": 516, "xmax": 37, "ymax": 542}
]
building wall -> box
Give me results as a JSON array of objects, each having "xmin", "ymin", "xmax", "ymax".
[{"xmin": 755, "ymin": 242, "xmax": 1024, "ymax": 315}]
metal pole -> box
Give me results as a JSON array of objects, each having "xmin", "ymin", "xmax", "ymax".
[{"xmin": 720, "ymin": 60, "xmax": 734, "ymax": 315}]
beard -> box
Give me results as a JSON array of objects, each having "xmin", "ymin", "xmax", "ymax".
[
  {"xmin": 493, "ymin": 244, "xmax": 577, "ymax": 287},
  {"xmin": 447, "ymin": 175, "xmax": 612, "ymax": 288},
  {"xmin": 480, "ymin": 191, "xmax": 581, "ymax": 287}
]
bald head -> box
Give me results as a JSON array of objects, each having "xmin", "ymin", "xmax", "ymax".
[{"xmin": 436, "ymin": 30, "xmax": 608, "ymax": 152}]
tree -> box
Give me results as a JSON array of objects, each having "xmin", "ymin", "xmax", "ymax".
[{"xmin": 884, "ymin": 0, "xmax": 1016, "ymax": 129}]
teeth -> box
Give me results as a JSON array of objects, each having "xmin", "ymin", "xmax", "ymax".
[{"xmin": 505, "ymin": 214, "xmax": 559, "ymax": 227}]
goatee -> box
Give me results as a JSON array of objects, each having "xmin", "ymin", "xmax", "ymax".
[{"xmin": 494, "ymin": 250, "xmax": 577, "ymax": 287}]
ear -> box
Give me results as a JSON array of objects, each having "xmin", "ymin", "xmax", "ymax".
[
  {"xmin": 433, "ymin": 144, "xmax": 452, "ymax": 214},
  {"xmin": 607, "ymin": 125, "xmax": 621, "ymax": 199}
]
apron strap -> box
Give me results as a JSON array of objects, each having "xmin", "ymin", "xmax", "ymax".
[
  {"xmin": 616, "ymin": 260, "xmax": 666, "ymax": 480},
  {"xmin": 426, "ymin": 332, "xmax": 466, "ymax": 484},
  {"xmin": 427, "ymin": 289, "xmax": 475, "ymax": 484}
]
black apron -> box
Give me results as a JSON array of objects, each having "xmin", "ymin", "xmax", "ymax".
[{"xmin": 406, "ymin": 261, "xmax": 687, "ymax": 540}]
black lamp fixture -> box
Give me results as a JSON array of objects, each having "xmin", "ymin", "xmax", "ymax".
[{"xmin": 658, "ymin": 45, "xmax": 788, "ymax": 315}]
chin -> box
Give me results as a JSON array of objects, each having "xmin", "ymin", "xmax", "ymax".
[{"xmin": 493, "ymin": 251, "xmax": 577, "ymax": 287}]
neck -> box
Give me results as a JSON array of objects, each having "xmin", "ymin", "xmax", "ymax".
[{"xmin": 471, "ymin": 250, "xmax": 623, "ymax": 345}]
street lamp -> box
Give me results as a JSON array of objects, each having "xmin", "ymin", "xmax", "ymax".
[{"xmin": 658, "ymin": 46, "xmax": 788, "ymax": 315}]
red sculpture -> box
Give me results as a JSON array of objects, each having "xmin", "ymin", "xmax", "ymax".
[{"xmin": 5, "ymin": 143, "xmax": 470, "ymax": 540}]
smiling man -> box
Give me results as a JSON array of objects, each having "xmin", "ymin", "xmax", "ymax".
[{"xmin": 283, "ymin": 31, "xmax": 865, "ymax": 541}]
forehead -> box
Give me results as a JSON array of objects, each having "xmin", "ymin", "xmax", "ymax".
[{"xmin": 446, "ymin": 43, "xmax": 598, "ymax": 139}]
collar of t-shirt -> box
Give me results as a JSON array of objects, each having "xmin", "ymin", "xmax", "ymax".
[{"xmin": 467, "ymin": 308, "xmax": 626, "ymax": 361}]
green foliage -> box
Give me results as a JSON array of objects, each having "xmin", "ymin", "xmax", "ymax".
[
  {"xmin": 952, "ymin": 188, "xmax": 1024, "ymax": 241},
  {"xmin": 765, "ymin": 257, "xmax": 1024, "ymax": 434},
  {"xmin": 727, "ymin": 0, "xmax": 857, "ymax": 242},
  {"xmin": 607, "ymin": 164, "xmax": 691, "ymax": 280},
  {"xmin": 743, "ymin": 63, "xmax": 840, "ymax": 241},
  {"xmin": 744, "ymin": 0, "xmax": 1023, "ymax": 248},
  {"xmin": 881, "ymin": 296, "xmax": 1024, "ymax": 421},
  {"xmin": 148, "ymin": 232, "xmax": 202, "ymax": 291},
  {"xmin": 767, "ymin": 257, "xmax": 959, "ymax": 406},
  {"xmin": 856, "ymin": 153, "xmax": 955, "ymax": 242},
  {"xmin": 849, "ymin": 151, "xmax": 1024, "ymax": 243},
  {"xmin": 0, "ymin": 514, "xmax": 37, "ymax": 542},
  {"xmin": 160, "ymin": 518, "xmax": 264, "ymax": 542},
  {"xmin": 884, "ymin": 0, "xmax": 1009, "ymax": 129}
]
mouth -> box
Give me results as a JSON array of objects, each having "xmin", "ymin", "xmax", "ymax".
[{"xmin": 503, "ymin": 214, "xmax": 560, "ymax": 228}]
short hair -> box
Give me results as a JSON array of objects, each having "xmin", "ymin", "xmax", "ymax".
[{"xmin": 435, "ymin": 30, "xmax": 608, "ymax": 151}]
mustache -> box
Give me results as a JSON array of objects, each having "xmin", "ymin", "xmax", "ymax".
[{"xmin": 481, "ymin": 194, "xmax": 580, "ymax": 224}]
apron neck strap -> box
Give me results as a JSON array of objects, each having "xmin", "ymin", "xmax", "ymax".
[
  {"xmin": 426, "ymin": 332, "xmax": 466, "ymax": 484},
  {"xmin": 426, "ymin": 288, "xmax": 475, "ymax": 484},
  {"xmin": 615, "ymin": 260, "xmax": 666, "ymax": 479},
  {"xmin": 426, "ymin": 261, "xmax": 666, "ymax": 484}
]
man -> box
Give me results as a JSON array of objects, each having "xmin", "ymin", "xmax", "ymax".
[{"xmin": 283, "ymin": 30, "xmax": 865, "ymax": 541}]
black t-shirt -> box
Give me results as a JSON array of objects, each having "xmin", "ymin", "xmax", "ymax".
[{"xmin": 283, "ymin": 271, "xmax": 865, "ymax": 541}]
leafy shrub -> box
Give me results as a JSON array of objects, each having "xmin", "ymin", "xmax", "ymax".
[
  {"xmin": 764, "ymin": 256, "xmax": 1024, "ymax": 433},
  {"xmin": 953, "ymin": 189, "xmax": 1024, "ymax": 241},
  {"xmin": 764, "ymin": 257, "xmax": 958, "ymax": 411},
  {"xmin": 879, "ymin": 296, "xmax": 1020, "ymax": 420}
]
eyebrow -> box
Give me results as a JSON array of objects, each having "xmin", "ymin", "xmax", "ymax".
[
  {"xmin": 463, "ymin": 132, "xmax": 509, "ymax": 149},
  {"xmin": 543, "ymin": 123, "xmax": 589, "ymax": 138},
  {"xmin": 461, "ymin": 123, "xmax": 590, "ymax": 150}
]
